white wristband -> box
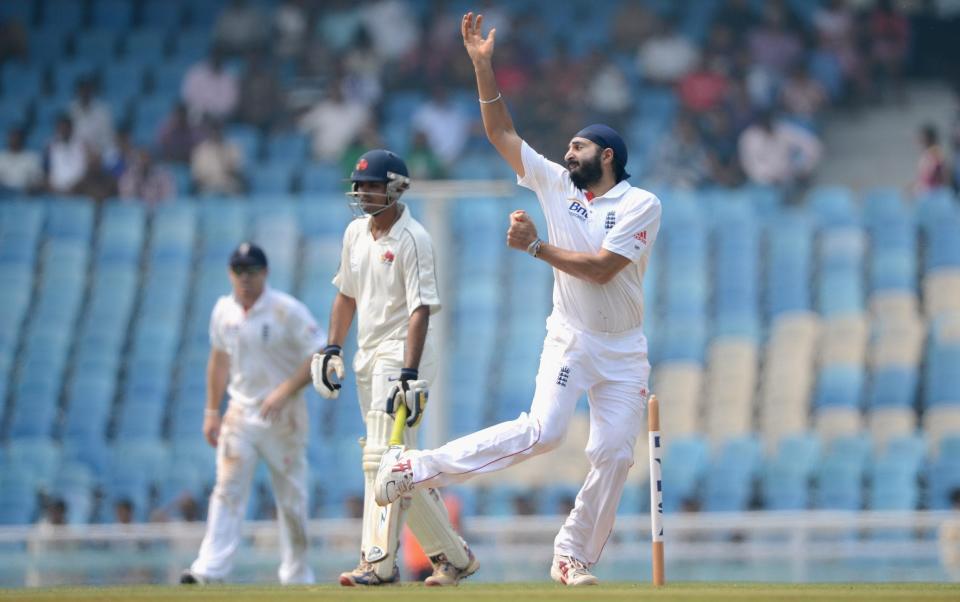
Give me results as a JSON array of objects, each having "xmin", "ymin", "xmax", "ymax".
[
  {"xmin": 204, "ymin": 409, "xmax": 220, "ymax": 416},
  {"xmin": 479, "ymin": 92, "xmax": 502, "ymax": 104},
  {"xmin": 526, "ymin": 238, "xmax": 543, "ymax": 258}
]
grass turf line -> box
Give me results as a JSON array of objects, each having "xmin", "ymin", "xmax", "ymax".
[{"xmin": 1, "ymin": 583, "xmax": 958, "ymax": 602}]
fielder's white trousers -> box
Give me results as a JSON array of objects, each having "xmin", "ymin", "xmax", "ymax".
[
  {"xmin": 191, "ymin": 399, "xmax": 315, "ymax": 584},
  {"xmin": 410, "ymin": 312, "xmax": 650, "ymax": 565}
]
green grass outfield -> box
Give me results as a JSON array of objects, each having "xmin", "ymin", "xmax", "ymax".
[{"xmin": 1, "ymin": 583, "xmax": 958, "ymax": 602}]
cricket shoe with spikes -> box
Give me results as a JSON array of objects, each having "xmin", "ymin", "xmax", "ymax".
[
  {"xmin": 339, "ymin": 554, "xmax": 399, "ymax": 586},
  {"xmin": 179, "ymin": 569, "xmax": 223, "ymax": 585},
  {"xmin": 424, "ymin": 542, "xmax": 480, "ymax": 586},
  {"xmin": 374, "ymin": 448, "xmax": 416, "ymax": 506},
  {"xmin": 550, "ymin": 554, "xmax": 600, "ymax": 586}
]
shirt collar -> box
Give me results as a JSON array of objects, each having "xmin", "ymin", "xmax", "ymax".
[
  {"xmin": 594, "ymin": 180, "xmax": 631, "ymax": 201},
  {"xmin": 371, "ymin": 203, "xmax": 411, "ymax": 241}
]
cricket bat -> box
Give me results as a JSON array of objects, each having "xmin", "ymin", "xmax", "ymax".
[{"xmin": 366, "ymin": 402, "xmax": 409, "ymax": 564}]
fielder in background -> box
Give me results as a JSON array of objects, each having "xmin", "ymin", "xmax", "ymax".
[
  {"xmin": 312, "ymin": 149, "xmax": 478, "ymax": 586},
  {"xmin": 375, "ymin": 12, "xmax": 662, "ymax": 587},
  {"xmin": 181, "ymin": 243, "xmax": 324, "ymax": 585}
]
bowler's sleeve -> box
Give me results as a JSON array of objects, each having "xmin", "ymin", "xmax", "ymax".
[{"xmin": 602, "ymin": 194, "xmax": 662, "ymax": 262}]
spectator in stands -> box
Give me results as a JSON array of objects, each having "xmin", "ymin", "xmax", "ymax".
[
  {"xmin": 701, "ymin": 108, "xmax": 744, "ymax": 187},
  {"xmin": 119, "ymin": 148, "xmax": 175, "ymax": 206},
  {"xmin": 238, "ymin": 54, "xmax": 284, "ymax": 130},
  {"xmin": 813, "ymin": 0, "xmax": 864, "ymax": 99},
  {"xmin": 44, "ymin": 114, "xmax": 88, "ymax": 194},
  {"xmin": 412, "ymin": 86, "xmax": 471, "ymax": 166},
  {"xmin": 157, "ymin": 103, "xmax": 208, "ymax": 164},
  {"xmin": 405, "ymin": 131, "xmax": 446, "ymax": 180},
  {"xmin": 678, "ymin": 55, "xmax": 731, "ymax": 114},
  {"xmin": 273, "ymin": 0, "xmax": 308, "ymax": 59},
  {"xmin": 213, "ymin": 0, "xmax": 266, "ymax": 57},
  {"xmin": 637, "ymin": 14, "xmax": 699, "ymax": 85},
  {"xmin": 738, "ymin": 110, "xmax": 822, "ymax": 189},
  {"xmin": 115, "ymin": 499, "xmax": 135, "ymax": 524},
  {"xmin": 181, "ymin": 50, "xmax": 239, "ymax": 124},
  {"xmin": 585, "ymin": 52, "xmax": 632, "ymax": 126},
  {"xmin": 649, "ymin": 114, "xmax": 711, "ymax": 190},
  {"xmin": 70, "ymin": 77, "xmax": 116, "ymax": 157},
  {"xmin": 715, "ymin": 0, "xmax": 758, "ymax": 45},
  {"xmin": 747, "ymin": 3, "xmax": 804, "ymax": 80},
  {"xmin": 914, "ymin": 123, "xmax": 949, "ymax": 197},
  {"xmin": 191, "ymin": 120, "xmax": 246, "ymax": 195},
  {"xmin": 103, "ymin": 126, "xmax": 138, "ymax": 180},
  {"xmin": 0, "ymin": 127, "xmax": 43, "ymax": 195},
  {"xmin": 952, "ymin": 109, "xmax": 960, "ymax": 193},
  {"xmin": 781, "ymin": 64, "xmax": 829, "ymax": 126},
  {"xmin": 298, "ymin": 77, "xmax": 370, "ymax": 162},
  {"xmin": 0, "ymin": 18, "xmax": 27, "ymax": 63},
  {"xmin": 359, "ymin": 0, "xmax": 420, "ymax": 62},
  {"xmin": 340, "ymin": 122, "xmax": 385, "ymax": 182},
  {"xmin": 341, "ymin": 27, "xmax": 384, "ymax": 107},
  {"xmin": 869, "ymin": 0, "xmax": 911, "ymax": 104}
]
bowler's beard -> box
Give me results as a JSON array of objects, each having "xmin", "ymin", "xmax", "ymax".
[{"xmin": 568, "ymin": 152, "xmax": 603, "ymax": 191}]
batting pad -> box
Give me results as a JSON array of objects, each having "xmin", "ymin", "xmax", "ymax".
[
  {"xmin": 402, "ymin": 427, "xmax": 471, "ymax": 569},
  {"xmin": 363, "ymin": 410, "xmax": 404, "ymax": 577}
]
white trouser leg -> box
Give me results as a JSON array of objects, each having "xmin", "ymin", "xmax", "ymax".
[
  {"xmin": 191, "ymin": 405, "xmax": 258, "ymax": 580},
  {"xmin": 261, "ymin": 399, "xmax": 315, "ymax": 585},
  {"xmin": 411, "ymin": 327, "xmax": 584, "ymax": 488},
  {"xmin": 554, "ymin": 380, "xmax": 647, "ymax": 565}
]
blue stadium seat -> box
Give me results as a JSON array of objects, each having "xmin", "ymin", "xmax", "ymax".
[
  {"xmin": 28, "ymin": 28, "xmax": 68, "ymax": 63},
  {"xmin": 0, "ymin": 62, "xmax": 45, "ymax": 102},
  {"xmin": 661, "ymin": 437, "xmax": 708, "ymax": 512},
  {"xmin": 46, "ymin": 198, "xmax": 95, "ymax": 241},
  {"xmin": 301, "ymin": 162, "xmax": 347, "ymax": 194},
  {"xmin": 867, "ymin": 367, "xmax": 917, "ymax": 409},
  {"xmin": 91, "ymin": 0, "xmax": 135, "ymax": 29},
  {"xmin": 0, "ymin": 469, "xmax": 37, "ymax": 524},
  {"xmin": 925, "ymin": 345, "xmax": 960, "ymax": 408},
  {"xmin": 171, "ymin": 28, "xmax": 210, "ymax": 61},
  {"xmin": 814, "ymin": 459, "xmax": 863, "ymax": 510},
  {"xmin": 867, "ymin": 457, "xmax": 919, "ymax": 510},
  {"xmin": 265, "ymin": 132, "xmax": 309, "ymax": 164},
  {"xmin": 42, "ymin": 0, "xmax": 86, "ymax": 30},
  {"xmin": 249, "ymin": 161, "xmax": 295, "ymax": 194},
  {"xmin": 925, "ymin": 215, "xmax": 960, "ymax": 272},
  {"xmin": 51, "ymin": 461, "xmax": 95, "ymax": 524},
  {"xmin": 74, "ymin": 29, "xmax": 119, "ymax": 61},
  {"xmin": 808, "ymin": 186, "xmax": 859, "ymax": 228},
  {"xmin": 124, "ymin": 29, "xmax": 167, "ymax": 63},
  {"xmin": 142, "ymin": 0, "xmax": 186, "ymax": 29},
  {"xmin": 761, "ymin": 460, "xmax": 810, "ymax": 510},
  {"xmin": 6, "ymin": 438, "xmax": 61, "ymax": 490}
]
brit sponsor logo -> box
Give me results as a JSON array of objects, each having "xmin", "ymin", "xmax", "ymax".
[{"xmin": 567, "ymin": 200, "xmax": 589, "ymax": 221}]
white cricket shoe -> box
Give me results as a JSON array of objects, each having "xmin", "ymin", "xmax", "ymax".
[
  {"xmin": 338, "ymin": 554, "xmax": 399, "ymax": 587},
  {"xmin": 550, "ymin": 555, "xmax": 599, "ymax": 586},
  {"xmin": 424, "ymin": 544, "xmax": 480, "ymax": 586},
  {"xmin": 374, "ymin": 447, "xmax": 415, "ymax": 506}
]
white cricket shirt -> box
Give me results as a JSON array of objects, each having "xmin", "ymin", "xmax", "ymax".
[
  {"xmin": 518, "ymin": 140, "xmax": 661, "ymax": 334},
  {"xmin": 210, "ymin": 287, "xmax": 325, "ymax": 408},
  {"xmin": 333, "ymin": 203, "xmax": 441, "ymax": 351}
]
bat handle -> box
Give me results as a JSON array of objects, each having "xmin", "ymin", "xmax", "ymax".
[{"xmin": 389, "ymin": 402, "xmax": 408, "ymax": 446}]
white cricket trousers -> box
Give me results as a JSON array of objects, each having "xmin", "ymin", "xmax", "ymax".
[
  {"xmin": 410, "ymin": 313, "xmax": 650, "ymax": 565},
  {"xmin": 191, "ymin": 399, "xmax": 315, "ymax": 584}
]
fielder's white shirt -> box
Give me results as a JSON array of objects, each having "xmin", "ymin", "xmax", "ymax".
[
  {"xmin": 333, "ymin": 203, "xmax": 441, "ymax": 351},
  {"xmin": 518, "ymin": 140, "xmax": 661, "ymax": 334},
  {"xmin": 210, "ymin": 287, "xmax": 325, "ymax": 408}
]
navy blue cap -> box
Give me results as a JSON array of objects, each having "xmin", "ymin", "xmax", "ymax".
[
  {"xmin": 229, "ymin": 242, "xmax": 268, "ymax": 269},
  {"xmin": 574, "ymin": 124, "xmax": 631, "ymax": 179}
]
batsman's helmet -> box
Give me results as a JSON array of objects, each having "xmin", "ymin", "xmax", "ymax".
[{"xmin": 346, "ymin": 149, "xmax": 411, "ymax": 217}]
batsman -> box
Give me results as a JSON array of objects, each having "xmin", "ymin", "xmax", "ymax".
[{"xmin": 311, "ymin": 149, "xmax": 478, "ymax": 586}]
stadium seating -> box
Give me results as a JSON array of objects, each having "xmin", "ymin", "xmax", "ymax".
[{"xmin": 0, "ymin": 0, "xmax": 958, "ymax": 526}]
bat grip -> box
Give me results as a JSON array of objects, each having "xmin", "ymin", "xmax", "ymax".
[{"xmin": 389, "ymin": 402, "xmax": 408, "ymax": 446}]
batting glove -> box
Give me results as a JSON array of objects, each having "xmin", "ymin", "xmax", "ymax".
[
  {"xmin": 311, "ymin": 345, "xmax": 345, "ymax": 399},
  {"xmin": 386, "ymin": 368, "xmax": 429, "ymax": 427}
]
